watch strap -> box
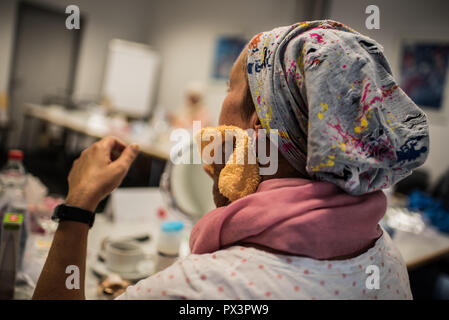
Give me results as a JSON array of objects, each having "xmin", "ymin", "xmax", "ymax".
[{"xmin": 52, "ymin": 204, "xmax": 96, "ymax": 228}]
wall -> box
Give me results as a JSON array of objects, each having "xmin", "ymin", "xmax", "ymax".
[
  {"xmin": 327, "ymin": 0, "xmax": 449, "ymax": 183},
  {"xmin": 1, "ymin": 0, "xmax": 308, "ymax": 111},
  {"xmin": 0, "ymin": 0, "xmax": 152, "ymax": 101},
  {"xmin": 0, "ymin": 0, "xmax": 16, "ymax": 95},
  {"xmin": 145, "ymin": 0, "xmax": 308, "ymax": 123},
  {"xmin": 145, "ymin": 0, "xmax": 449, "ymax": 181}
]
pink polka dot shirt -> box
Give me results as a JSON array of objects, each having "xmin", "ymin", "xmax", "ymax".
[{"xmin": 116, "ymin": 231, "xmax": 411, "ymax": 300}]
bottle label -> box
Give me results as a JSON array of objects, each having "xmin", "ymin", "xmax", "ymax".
[{"xmin": 3, "ymin": 213, "xmax": 23, "ymax": 230}]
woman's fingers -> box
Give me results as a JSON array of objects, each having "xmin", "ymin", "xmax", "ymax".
[
  {"xmin": 66, "ymin": 137, "xmax": 139, "ymax": 211},
  {"xmin": 101, "ymin": 136, "xmax": 123, "ymax": 150},
  {"xmin": 100, "ymin": 136, "xmax": 126, "ymax": 161},
  {"xmin": 111, "ymin": 143, "xmax": 140, "ymax": 174}
]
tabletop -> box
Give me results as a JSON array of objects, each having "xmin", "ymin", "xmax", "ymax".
[{"xmin": 23, "ymin": 103, "xmax": 171, "ymax": 160}]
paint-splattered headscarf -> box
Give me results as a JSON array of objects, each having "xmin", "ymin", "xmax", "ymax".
[{"xmin": 247, "ymin": 20, "xmax": 429, "ymax": 195}]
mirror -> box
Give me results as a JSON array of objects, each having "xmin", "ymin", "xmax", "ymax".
[{"xmin": 160, "ymin": 142, "xmax": 215, "ymax": 225}]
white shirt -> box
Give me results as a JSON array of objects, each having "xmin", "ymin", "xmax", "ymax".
[{"xmin": 116, "ymin": 231, "xmax": 412, "ymax": 300}]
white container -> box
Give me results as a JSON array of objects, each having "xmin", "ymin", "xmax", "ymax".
[{"xmin": 155, "ymin": 221, "xmax": 184, "ymax": 272}]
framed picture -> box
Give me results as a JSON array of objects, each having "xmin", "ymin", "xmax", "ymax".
[
  {"xmin": 399, "ymin": 39, "xmax": 449, "ymax": 124},
  {"xmin": 211, "ymin": 36, "xmax": 248, "ymax": 80}
]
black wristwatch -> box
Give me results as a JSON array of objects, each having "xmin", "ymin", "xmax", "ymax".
[{"xmin": 51, "ymin": 204, "xmax": 96, "ymax": 228}]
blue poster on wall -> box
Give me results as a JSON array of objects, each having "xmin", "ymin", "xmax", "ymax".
[
  {"xmin": 211, "ymin": 36, "xmax": 248, "ymax": 80},
  {"xmin": 400, "ymin": 42, "xmax": 449, "ymax": 110}
]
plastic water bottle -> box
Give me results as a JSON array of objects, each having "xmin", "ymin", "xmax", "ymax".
[
  {"xmin": 0, "ymin": 150, "xmax": 28, "ymax": 269},
  {"xmin": 0, "ymin": 150, "xmax": 27, "ymax": 189}
]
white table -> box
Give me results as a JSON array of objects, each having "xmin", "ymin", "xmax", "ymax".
[
  {"xmin": 85, "ymin": 215, "xmax": 188, "ymax": 299},
  {"xmin": 23, "ymin": 103, "xmax": 171, "ymax": 160},
  {"xmin": 85, "ymin": 188, "xmax": 191, "ymax": 299},
  {"xmin": 392, "ymin": 229, "xmax": 449, "ymax": 270}
]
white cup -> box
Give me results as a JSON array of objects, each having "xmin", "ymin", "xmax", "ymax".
[{"xmin": 105, "ymin": 241, "xmax": 145, "ymax": 273}]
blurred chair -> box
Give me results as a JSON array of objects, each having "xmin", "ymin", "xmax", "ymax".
[
  {"xmin": 160, "ymin": 142, "xmax": 215, "ymax": 225},
  {"xmin": 395, "ymin": 169, "xmax": 430, "ymax": 195},
  {"xmin": 432, "ymin": 168, "xmax": 449, "ymax": 211}
]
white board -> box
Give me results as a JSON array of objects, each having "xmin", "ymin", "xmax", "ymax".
[{"xmin": 102, "ymin": 39, "xmax": 160, "ymax": 117}]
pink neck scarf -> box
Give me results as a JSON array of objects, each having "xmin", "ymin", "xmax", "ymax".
[{"xmin": 189, "ymin": 178, "xmax": 386, "ymax": 259}]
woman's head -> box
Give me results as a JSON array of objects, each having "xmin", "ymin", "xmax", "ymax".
[
  {"xmin": 217, "ymin": 47, "xmax": 304, "ymax": 173},
  {"xmin": 211, "ymin": 47, "xmax": 305, "ymax": 207},
  {"xmin": 221, "ymin": 20, "xmax": 429, "ymax": 196}
]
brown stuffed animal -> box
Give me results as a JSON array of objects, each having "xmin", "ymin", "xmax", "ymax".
[{"xmin": 196, "ymin": 126, "xmax": 261, "ymax": 203}]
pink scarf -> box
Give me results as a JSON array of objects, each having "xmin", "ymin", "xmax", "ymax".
[{"xmin": 189, "ymin": 178, "xmax": 386, "ymax": 259}]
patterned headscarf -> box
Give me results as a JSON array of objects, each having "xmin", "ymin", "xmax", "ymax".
[{"xmin": 247, "ymin": 20, "xmax": 429, "ymax": 195}]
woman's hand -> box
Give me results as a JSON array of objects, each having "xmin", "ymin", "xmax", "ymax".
[{"xmin": 65, "ymin": 136, "xmax": 139, "ymax": 212}]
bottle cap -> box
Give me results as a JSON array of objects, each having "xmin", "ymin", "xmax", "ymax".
[
  {"xmin": 161, "ymin": 221, "xmax": 184, "ymax": 233},
  {"xmin": 8, "ymin": 150, "xmax": 23, "ymax": 160}
]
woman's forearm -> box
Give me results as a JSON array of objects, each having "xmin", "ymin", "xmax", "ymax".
[
  {"xmin": 32, "ymin": 221, "xmax": 89, "ymax": 300},
  {"xmin": 31, "ymin": 137, "xmax": 138, "ymax": 300}
]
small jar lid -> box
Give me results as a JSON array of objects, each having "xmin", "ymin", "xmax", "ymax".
[
  {"xmin": 161, "ymin": 221, "xmax": 184, "ymax": 233},
  {"xmin": 8, "ymin": 149, "xmax": 23, "ymax": 160}
]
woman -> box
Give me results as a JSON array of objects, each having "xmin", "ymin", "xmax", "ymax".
[{"xmin": 33, "ymin": 20, "xmax": 429, "ymax": 300}]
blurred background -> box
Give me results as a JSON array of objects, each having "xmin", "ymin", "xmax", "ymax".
[{"xmin": 1, "ymin": 0, "xmax": 449, "ymax": 300}]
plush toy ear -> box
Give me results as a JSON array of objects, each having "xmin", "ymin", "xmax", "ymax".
[
  {"xmin": 218, "ymin": 128, "xmax": 261, "ymax": 202},
  {"xmin": 195, "ymin": 127, "xmax": 221, "ymax": 176},
  {"xmin": 196, "ymin": 126, "xmax": 261, "ymax": 202}
]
